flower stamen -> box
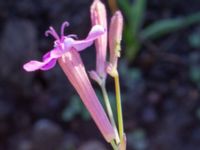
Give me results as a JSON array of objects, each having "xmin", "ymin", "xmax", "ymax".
[
  {"xmin": 61, "ymin": 21, "xmax": 70, "ymax": 37},
  {"xmin": 45, "ymin": 26, "xmax": 60, "ymax": 40}
]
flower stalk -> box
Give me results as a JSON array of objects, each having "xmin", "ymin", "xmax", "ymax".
[
  {"xmin": 111, "ymin": 140, "xmax": 119, "ymax": 150},
  {"xmin": 107, "ymin": 10, "xmax": 126, "ymax": 149},
  {"xmin": 100, "ymin": 82, "xmax": 120, "ymax": 144},
  {"xmin": 114, "ymin": 73, "xmax": 124, "ymax": 142}
]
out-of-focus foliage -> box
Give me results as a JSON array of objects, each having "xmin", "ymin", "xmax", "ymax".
[
  {"xmin": 118, "ymin": 0, "xmax": 146, "ymax": 61},
  {"xmin": 119, "ymin": 60, "xmax": 142, "ymax": 89},
  {"xmin": 117, "ymin": 0, "xmax": 200, "ymax": 62},
  {"xmin": 140, "ymin": 12, "xmax": 200, "ymax": 40},
  {"xmin": 189, "ymin": 52, "xmax": 200, "ymax": 89},
  {"xmin": 189, "ymin": 30, "xmax": 200, "ymax": 48},
  {"xmin": 127, "ymin": 129, "xmax": 148, "ymax": 150},
  {"xmin": 62, "ymin": 95, "xmax": 90, "ymax": 122},
  {"xmin": 196, "ymin": 108, "xmax": 200, "ymax": 120}
]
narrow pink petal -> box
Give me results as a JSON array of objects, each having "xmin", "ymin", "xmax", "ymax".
[
  {"xmin": 71, "ymin": 25, "xmax": 105, "ymax": 51},
  {"xmin": 23, "ymin": 58, "xmax": 57, "ymax": 72},
  {"xmin": 42, "ymin": 51, "xmax": 51, "ymax": 61},
  {"xmin": 40, "ymin": 59, "xmax": 57, "ymax": 70},
  {"xmin": 23, "ymin": 49, "xmax": 64, "ymax": 72},
  {"xmin": 41, "ymin": 49, "xmax": 65, "ymax": 70},
  {"xmin": 86, "ymin": 25, "xmax": 106, "ymax": 40},
  {"xmin": 50, "ymin": 48, "xmax": 65, "ymax": 58},
  {"xmin": 23, "ymin": 60, "xmax": 45, "ymax": 72}
]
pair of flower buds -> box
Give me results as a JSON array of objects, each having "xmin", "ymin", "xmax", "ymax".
[{"xmin": 23, "ymin": 0, "xmax": 123, "ymax": 143}]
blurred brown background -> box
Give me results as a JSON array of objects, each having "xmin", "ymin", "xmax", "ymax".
[{"xmin": 0, "ymin": 0, "xmax": 200, "ymax": 150}]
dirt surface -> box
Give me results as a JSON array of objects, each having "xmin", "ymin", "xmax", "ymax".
[{"xmin": 0, "ymin": 0, "xmax": 200, "ymax": 150}]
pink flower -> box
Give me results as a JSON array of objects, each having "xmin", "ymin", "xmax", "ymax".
[
  {"xmin": 58, "ymin": 48, "xmax": 115, "ymax": 142},
  {"xmin": 23, "ymin": 22, "xmax": 116, "ymax": 142},
  {"xmin": 89, "ymin": 0, "xmax": 107, "ymax": 84},
  {"xmin": 107, "ymin": 11, "xmax": 123, "ymax": 77},
  {"xmin": 23, "ymin": 22, "xmax": 105, "ymax": 72}
]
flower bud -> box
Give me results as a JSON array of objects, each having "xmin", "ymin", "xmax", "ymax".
[
  {"xmin": 107, "ymin": 11, "xmax": 123, "ymax": 77},
  {"xmin": 90, "ymin": 0, "xmax": 107, "ymax": 80}
]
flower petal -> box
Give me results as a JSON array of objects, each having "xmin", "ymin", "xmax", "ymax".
[
  {"xmin": 42, "ymin": 51, "xmax": 51, "ymax": 61},
  {"xmin": 40, "ymin": 59, "xmax": 57, "ymax": 70},
  {"xmin": 23, "ymin": 60, "xmax": 46, "ymax": 72},
  {"xmin": 71, "ymin": 25, "xmax": 105, "ymax": 51},
  {"xmin": 23, "ymin": 49, "xmax": 64, "ymax": 72},
  {"xmin": 50, "ymin": 48, "xmax": 65, "ymax": 58}
]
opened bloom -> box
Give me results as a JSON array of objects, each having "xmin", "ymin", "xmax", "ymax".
[
  {"xmin": 23, "ymin": 22, "xmax": 105, "ymax": 72},
  {"xmin": 89, "ymin": 0, "xmax": 107, "ymax": 84},
  {"xmin": 23, "ymin": 22, "xmax": 116, "ymax": 142}
]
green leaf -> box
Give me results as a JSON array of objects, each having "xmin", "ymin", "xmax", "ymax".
[
  {"xmin": 130, "ymin": 0, "xmax": 146, "ymax": 34},
  {"xmin": 117, "ymin": 0, "xmax": 132, "ymax": 18},
  {"xmin": 118, "ymin": 0, "xmax": 146, "ymax": 34},
  {"xmin": 118, "ymin": 0, "xmax": 146, "ymax": 62},
  {"xmin": 123, "ymin": 24, "xmax": 141, "ymax": 60},
  {"xmin": 140, "ymin": 12, "xmax": 200, "ymax": 40}
]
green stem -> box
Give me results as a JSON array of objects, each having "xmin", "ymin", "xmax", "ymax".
[
  {"xmin": 111, "ymin": 140, "xmax": 119, "ymax": 150},
  {"xmin": 101, "ymin": 83, "xmax": 120, "ymax": 144},
  {"xmin": 114, "ymin": 74, "xmax": 124, "ymax": 142}
]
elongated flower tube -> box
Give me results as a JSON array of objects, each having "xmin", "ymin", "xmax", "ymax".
[
  {"xmin": 90, "ymin": 0, "xmax": 107, "ymax": 84},
  {"xmin": 58, "ymin": 49, "xmax": 115, "ymax": 142},
  {"xmin": 107, "ymin": 11, "xmax": 123, "ymax": 77},
  {"xmin": 23, "ymin": 22, "xmax": 116, "ymax": 142}
]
